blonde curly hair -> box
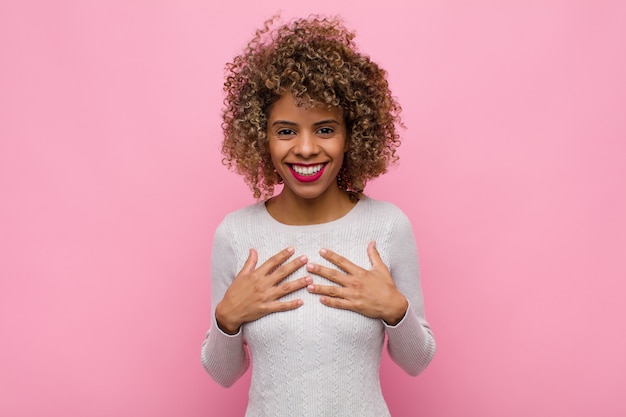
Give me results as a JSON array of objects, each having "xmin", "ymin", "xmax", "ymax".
[{"xmin": 221, "ymin": 15, "xmax": 403, "ymax": 200}]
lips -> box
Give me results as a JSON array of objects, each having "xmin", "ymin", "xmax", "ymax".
[{"xmin": 288, "ymin": 163, "xmax": 327, "ymax": 183}]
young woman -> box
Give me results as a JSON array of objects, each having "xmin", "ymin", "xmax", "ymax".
[{"xmin": 201, "ymin": 16, "xmax": 435, "ymax": 416}]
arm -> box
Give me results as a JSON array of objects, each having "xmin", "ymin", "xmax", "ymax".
[
  {"xmin": 384, "ymin": 213, "xmax": 436, "ymax": 376},
  {"xmin": 201, "ymin": 218, "xmax": 311, "ymax": 387},
  {"xmin": 305, "ymin": 211, "xmax": 436, "ymax": 376},
  {"xmin": 200, "ymin": 220, "xmax": 249, "ymax": 388}
]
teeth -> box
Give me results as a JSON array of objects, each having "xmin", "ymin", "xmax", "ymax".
[{"xmin": 291, "ymin": 163, "xmax": 324, "ymax": 176}]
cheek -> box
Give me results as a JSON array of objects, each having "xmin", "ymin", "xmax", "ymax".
[
  {"xmin": 340, "ymin": 131, "xmax": 349, "ymax": 153},
  {"xmin": 268, "ymin": 142, "xmax": 285, "ymax": 165},
  {"xmin": 339, "ymin": 137, "xmax": 349, "ymax": 155}
]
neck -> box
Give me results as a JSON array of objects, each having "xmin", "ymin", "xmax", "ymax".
[{"xmin": 266, "ymin": 186, "xmax": 357, "ymax": 226}]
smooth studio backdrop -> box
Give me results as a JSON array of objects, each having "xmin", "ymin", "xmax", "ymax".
[{"xmin": 1, "ymin": 1, "xmax": 625, "ymax": 416}]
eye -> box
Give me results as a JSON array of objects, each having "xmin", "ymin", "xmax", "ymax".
[
  {"xmin": 316, "ymin": 127, "xmax": 335, "ymax": 137},
  {"xmin": 276, "ymin": 128, "xmax": 296, "ymax": 138}
]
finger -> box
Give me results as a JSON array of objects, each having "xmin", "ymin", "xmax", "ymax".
[
  {"xmin": 275, "ymin": 275, "xmax": 313, "ymax": 297},
  {"xmin": 319, "ymin": 295, "xmax": 353, "ymax": 311},
  {"xmin": 257, "ymin": 246, "xmax": 296, "ymax": 275},
  {"xmin": 267, "ymin": 298, "xmax": 304, "ymax": 313},
  {"xmin": 367, "ymin": 241, "xmax": 384, "ymax": 268},
  {"xmin": 306, "ymin": 283, "xmax": 345, "ymax": 299},
  {"xmin": 319, "ymin": 248, "xmax": 357, "ymax": 274},
  {"xmin": 241, "ymin": 248, "xmax": 258, "ymax": 274},
  {"xmin": 306, "ymin": 263, "xmax": 347, "ymax": 285},
  {"xmin": 270, "ymin": 255, "xmax": 308, "ymax": 284}
]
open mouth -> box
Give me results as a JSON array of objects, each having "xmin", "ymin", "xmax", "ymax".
[
  {"xmin": 288, "ymin": 163, "xmax": 327, "ymax": 182},
  {"xmin": 290, "ymin": 163, "xmax": 325, "ymax": 176}
]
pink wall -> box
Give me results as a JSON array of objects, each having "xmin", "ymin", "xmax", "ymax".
[{"xmin": 1, "ymin": 1, "xmax": 625, "ymax": 416}]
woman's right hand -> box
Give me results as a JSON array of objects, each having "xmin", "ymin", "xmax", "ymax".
[{"xmin": 215, "ymin": 247, "xmax": 310, "ymax": 334}]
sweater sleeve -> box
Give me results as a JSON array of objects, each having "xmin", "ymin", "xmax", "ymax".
[
  {"xmin": 200, "ymin": 218, "xmax": 250, "ymax": 387},
  {"xmin": 383, "ymin": 211, "xmax": 436, "ymax": 376}
]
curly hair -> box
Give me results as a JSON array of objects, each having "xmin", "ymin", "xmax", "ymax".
[{"xmin": 221, "ymin": 15, "xmax": 403, "ymax": 200}]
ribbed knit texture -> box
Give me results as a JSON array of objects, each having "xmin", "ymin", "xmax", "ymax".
[{"xmin": 201, "ymin": 196, "xmax": 435, "ymax": 417}]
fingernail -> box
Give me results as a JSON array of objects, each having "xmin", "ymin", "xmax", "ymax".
[
  {"xmin": 305, "ymin": 276, "xmax": 312, "ymax": 284},
  {"xmin": 307, "ymin": 284, "xmax": 315, "ymax": 292},
  {"xmin": 299, "ymin": 255, "xmax": 307, "ymax": 263},
  {"xmin": 287, "ymin": 246, "xmax": 294, "ymax": 253},
  {"xmin": 296, "ymin": 299, "xmax": 303, "ymax": 306},
  {"xmin": 306, "ymin": 263, "xmax": 314, "ymax": 271},
  {"xmin": 319, "ymin": 248, "xmax": 327, "ymax": 255}
]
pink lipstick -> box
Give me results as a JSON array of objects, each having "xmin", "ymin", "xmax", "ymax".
[{"xmin": 288, "ymin": 163, "xmax": 326, "ymax": 183}]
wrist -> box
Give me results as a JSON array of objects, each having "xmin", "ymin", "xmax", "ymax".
[
  {"xmin": 215, "ymin": 303, "xmax": 241, "ymax": 335},
  {"xmin": 383, "ymin": 295, "xmax": 409, "ymax": 326}
]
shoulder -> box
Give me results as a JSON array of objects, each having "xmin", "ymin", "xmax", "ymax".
[
  {"xmin": 359, "ymin": 195, "xmax": 409, "ymax": 221},
  {"xmin": 219, "ymin": 201, "xmax": 266, "ymax": 226},
  {"xmin": 214, "ymin": 201, "xmax": 267, "ymax": 240},
  {"xmin": 358, "ymin": 196, "xmax": 415, "ymax": 240}
]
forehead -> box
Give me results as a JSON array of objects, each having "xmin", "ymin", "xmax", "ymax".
[{"xmin": 268, "ymin": 94, "xmax": 344, "ymax": 123}]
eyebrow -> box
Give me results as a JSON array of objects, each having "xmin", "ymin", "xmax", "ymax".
[{"xmin": 271, "ymin": 119, "xmax": 340, "ymax": 127}]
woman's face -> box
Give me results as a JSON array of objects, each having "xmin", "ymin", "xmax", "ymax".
[{"xmin": 267, "ymin": 94, "xmax": 348, "ymax": 202}]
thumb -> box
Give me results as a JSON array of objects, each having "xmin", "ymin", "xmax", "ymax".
[
  {"xmin": 242, "ymin": 248, "xmax": 258, "ymax": 273},
  {"xmin": 367, "ymin": 241, "xmax": 383, "ymax": 268}
]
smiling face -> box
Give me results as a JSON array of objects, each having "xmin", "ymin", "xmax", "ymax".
[{"xmin": 267, "ymin": 94, "xmax": 348, "ymax": 204}]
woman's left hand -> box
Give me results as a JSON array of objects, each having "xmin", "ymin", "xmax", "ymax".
[{"xmin": 306, "ymin": 241, "xmax": 409, "ymax": 325}]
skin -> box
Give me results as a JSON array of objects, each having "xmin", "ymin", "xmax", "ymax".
[
  {"xmin": 307, "ymin": 242, "xmax": 408, "ymax": 326},
  {"xmin": 215, "ymin": 246, "xmax": 311, "ymax": 335},
  {"xmin": 214, "ymin": 93, "xmax": 408, "ymax": 335},
  {"xmin": 265, "ymin": 93, "xmax": 354, "ymax": 225}
]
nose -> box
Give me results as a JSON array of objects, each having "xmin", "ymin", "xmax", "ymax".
[{"xmin": 293, "ymin": 131, "xmax": 319, "ymax": 158}]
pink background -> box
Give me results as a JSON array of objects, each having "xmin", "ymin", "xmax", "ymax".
[{"xmin": 1, "ymin": 1, "xmax": 625, "ymax": 416}]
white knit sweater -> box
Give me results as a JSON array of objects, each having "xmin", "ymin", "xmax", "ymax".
[{"xmin": 201, "ymin": 196, "xmax": 435, "ymax": 416}]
